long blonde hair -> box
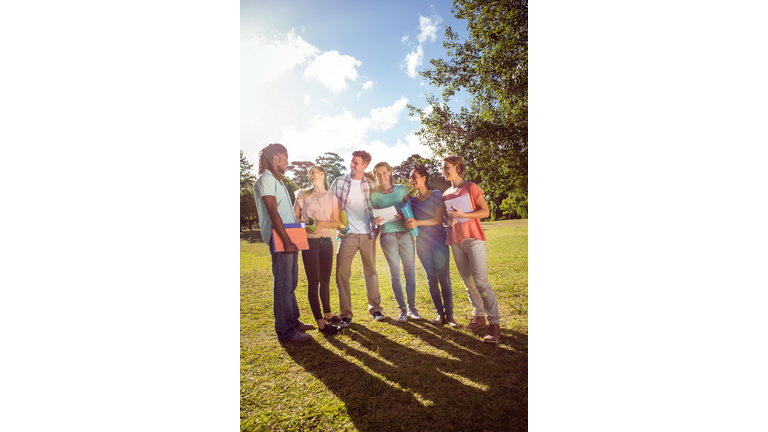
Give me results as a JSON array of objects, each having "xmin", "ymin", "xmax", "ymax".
[
  {"xmin": 373, "ymin": 161, "xmax": 393, "ymax": 192},
  {"xmin": 297, "ymin": 165, "xmax": 328, "ymax": 200}
]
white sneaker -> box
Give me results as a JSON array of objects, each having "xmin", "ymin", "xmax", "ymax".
[
  {"xmin": 397, "ymin": 310, "xmax": 408, "ymax": 322},
  {"xmin": 407, "ymin": 308, "xmax": 423, "ymax": 320}
]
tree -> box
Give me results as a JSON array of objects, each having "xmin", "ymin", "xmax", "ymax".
[
  {"xmin": 393, "ymin": 154, "xmax": 451, "ymax": 192},
  {"xmin": 240, "ymin": 151, "xmax": 259, "ymax": 230},
  {"xmin": 281, "ymin": 174, "xmax": 298, "ymax": 205},
  {"xmin": 285, "ymin": 161, "xmax": 314, "ymax": 189},
  {"xmin": 407, "ymin": 0, "xmax": 528, "ymax": 217},
  {"xmin": 395, "ymin": 178, "xmax": 416, "ymax": 197},
  {"xmin": 314, "ymin": 152, "xmax": 347, "ymax": 182},
  {"xmin": 501, "ymin": 191, "xmax": 527, "ymax": 219},
  {"xmin": 240, "ymin": 189, "xmax": 259, "ymax": 230},
  {"xmin": 240, "ymin": 150, "xmax": 256, "ymax": 189}
]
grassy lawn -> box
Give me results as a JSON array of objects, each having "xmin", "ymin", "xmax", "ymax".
[{"xmin": 241, "ymin": 219, "xmax": 528, "ymax": 431}]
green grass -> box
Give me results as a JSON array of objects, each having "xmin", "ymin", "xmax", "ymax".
[{"xmin": 241, "ymin": 220, "xmax": 528, "ymax": 431}]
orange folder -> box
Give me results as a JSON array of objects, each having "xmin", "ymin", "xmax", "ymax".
[{"xmin": 271, "ymin": 223, "xmax": 310, "ymax": 253}]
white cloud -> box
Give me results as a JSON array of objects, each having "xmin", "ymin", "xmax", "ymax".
[
  {"xmin": 405, "ymin": 46, "xmax": 423, "ymax": 79},
  {"xmin": 368, "ymin": 133, "xmax": 432, "ymax": 169},
  {"xmin": 370, "ymin": 96, "xmax": 408, "ymax": 131},
  {"xmin": 362, "ymin": 81, "xmax": 373, "ymax": 91},
  {"xmin": 240, "ymin": 29, "xmax": 319, "ymax": 87},
  {"xmin": 303, "ymin": 50, "xmax": 362, "ymax": 93},
  {"xmin": 241, "ymin": 30, "xmax": 320, "ymax": 153},
  {"xmin": 277, "ymin": 97, "xmax": 414, "ymax": 162},
  {"xmin": 303, "ymin": 94, "xmax": 310, "ymax": 105},
  {"xmin": 401, "ymin": 35, "xmax": 412, "ymax": 45},
  {"xmin": 402, "ymin": 12, "xmax": 443, "ymax": 79},
  {"xmin": 417, "ymin": 13, "xmax": 443, "ymax": 43}
]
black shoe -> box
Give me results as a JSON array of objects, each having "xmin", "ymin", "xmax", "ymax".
[
  {"xmin": 373, "ymin": 311, "xmax": 385, "ymax": 321},
  {"xmin": 325, "ymin": 314, "xmax": 341, "ymax": 324},
  {"xmin": 320, "ymin": 324, "xmax": 343, "ymax": 335},
  {"xmin": 338, "ymin": 317, "xmax": 352, "ymax": 327}
]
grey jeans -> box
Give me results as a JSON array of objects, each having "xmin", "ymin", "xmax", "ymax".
[{"xmin": 450, "ymin": 238, "xmax": 499, "ymax": 324}]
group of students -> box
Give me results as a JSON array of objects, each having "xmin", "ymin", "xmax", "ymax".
[{"xmin": 252, "ymin": 144, "xmax": 501, "ymax": 346}]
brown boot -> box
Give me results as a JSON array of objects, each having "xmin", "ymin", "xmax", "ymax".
[
  {"xmin": 465, "ymin": 315, "xmax": 486, "ymax": 330},
  {"xmin": 483, "ymin": 324, "xmax": 501, "ymax": 343}
]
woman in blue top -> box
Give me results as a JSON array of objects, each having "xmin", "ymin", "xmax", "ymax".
[
  {"xmin": 404, "ymin": 167, "xmax": 458, "ymax": 327},
  {"xmin": 370, "ymin": 161, "xmax": 421, "ymax": 322}
]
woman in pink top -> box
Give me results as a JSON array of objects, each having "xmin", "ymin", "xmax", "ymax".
[
  {"xmin": 293, "ymin": 166, "xmax": 343, "ymax": 336},
  {"xmin": 442, "ymin": 155, "xmax": 501, "ymax": 343}
]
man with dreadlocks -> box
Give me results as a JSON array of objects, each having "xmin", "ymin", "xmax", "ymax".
[{"xmin": 253, "ymin": 143, "xmax": 314, "ymax": 344}]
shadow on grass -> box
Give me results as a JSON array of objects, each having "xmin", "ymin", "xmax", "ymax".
[
  {"xmin": 240, "ymin": 229, "xmax": 264, "ymax": 244},
  {"xmin": 284, "ymin": 322, "xmax": 527, "ymax": 431}
]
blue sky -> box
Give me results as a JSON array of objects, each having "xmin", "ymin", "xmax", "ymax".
[{"xmin": 241, "ymin": 0, "xmax": 471, "ymax": 170}]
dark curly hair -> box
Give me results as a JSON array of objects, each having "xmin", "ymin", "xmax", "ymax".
[
  {"xmin": 410, "ymin": 166, "xmax": 432, "ymax": 196},
  {"xmin": 258, "ymin": 143, "xmax": 287, "ymax": 184}
]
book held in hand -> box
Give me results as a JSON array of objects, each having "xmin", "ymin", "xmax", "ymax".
[
  {"xmin": 444, "ymin": 193, "xmax": 473, "ymax": 224},
  {"xmin": 271, "ymin": 223, "xmax": 310, "ymax": 253}
]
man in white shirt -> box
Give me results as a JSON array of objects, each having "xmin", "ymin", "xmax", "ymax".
[{"xmin": 328, "ymin": 150, "xmax": 383, "ymax": 326}]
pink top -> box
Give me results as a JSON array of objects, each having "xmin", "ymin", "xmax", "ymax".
[
  {"xmin": 443, "ymin": 181, "xmax": 487, "ymax": 244},
  {"xmin": 293, "ymin": 190, "xmax": 339, "ymax": 239}
]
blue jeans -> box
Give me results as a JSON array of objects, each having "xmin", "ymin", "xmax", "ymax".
[
  {"xmin": 416, "ymin": 236, "xmax": 453, "ymax": 317},
  {"xmin": 380, "ymin": 231, "xmax": 417, "ymax": 311},
  {"xmin": 270, "ymin": 239, "xmax": 301, "ymax": 340}
]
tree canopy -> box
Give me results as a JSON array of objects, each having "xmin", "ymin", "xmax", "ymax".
[
  {"xmin": 407, "ymin": 0, "xmax": 528, "ymax": 217},
  {"xmin": 240, "ymin": 151, "xmax": 258, "ymax": 229},
  {"xmin": 285, "ymin": 161, "xmax": 315, "ymax": 189},
  {"xmin": 285, "ymin": 152, "xmax": 347, "ymax": 190},
  {"xmin": 240, "ymin": 150, "xmax": 256, "ymax": 190},
  {"xmin": 314, "ymin": 152, "xmax": 347, "ymax": 182},
  {"xmin": 393, "ymin": 154, "xmax": 451, "ymax": 192}
]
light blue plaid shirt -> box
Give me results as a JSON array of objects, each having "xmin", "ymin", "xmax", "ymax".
[{"xmin": 329, "ymin": 174, "xmax": 379, "ymax": 236}]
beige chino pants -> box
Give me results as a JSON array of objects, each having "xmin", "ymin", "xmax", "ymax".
[
  {"xmin": 335, "ymin": 233, "xmax": 381, "ymax": 319},
  {"xmin": 450, "ymin": 238, "xmax": 500, "ymax": 324}
]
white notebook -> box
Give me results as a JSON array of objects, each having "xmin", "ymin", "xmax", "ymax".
[
  {"xmin": 444, "ymin": 193, "xmax": 473, "ymax": 224},
  {"xmin": 372, "ymin": 206, "xmax": 399, "ymax": 224}
]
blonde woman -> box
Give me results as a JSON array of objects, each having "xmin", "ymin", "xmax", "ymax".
[
  {"xmin": 293, "ymin": 166, "xmax": 343, "ymax": 335},
  {"xmin": 442, "ymin": 155, "xmax": 501, "ymax": 343},
  {"xmin": 370, "ymin": 161, "xmax": 421, "ymax": 322}
]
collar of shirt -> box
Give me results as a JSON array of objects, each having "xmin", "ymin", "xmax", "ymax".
[{"xmin": 331, "ymin": 174, "xmax": 378, "ymax": 234}]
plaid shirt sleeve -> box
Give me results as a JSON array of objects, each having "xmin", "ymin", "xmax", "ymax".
[
  {"xmin": 361, "ymin": 178, "xmax": 379, "ymax": 235},
  {"xmin": 329, "ymin": 175, "xmax": 349, "ymax": 212}
]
